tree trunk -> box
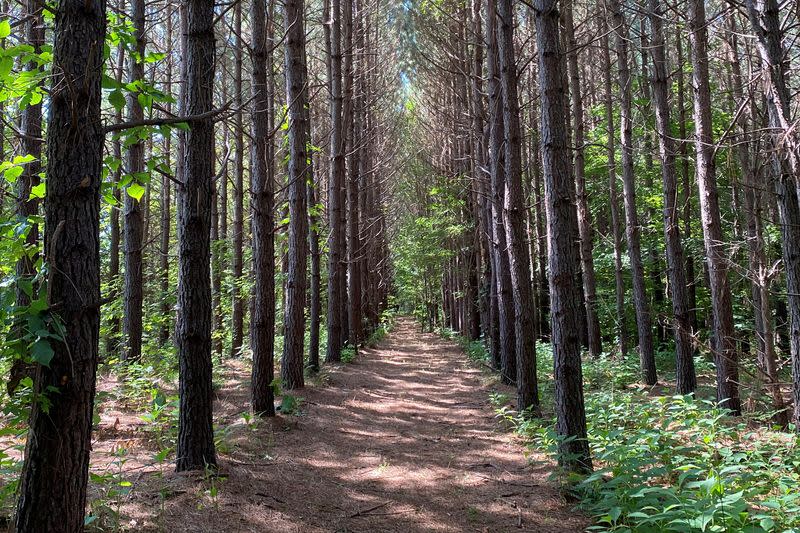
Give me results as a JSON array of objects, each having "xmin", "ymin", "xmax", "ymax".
[
  {"xmin": 487, "ymin": 0, "xmax": 515, "ymax": 385},
  {"xmin": 745, "ymin": 0, "xmax": 800, "ymax": 425},
  {"xmin": 564, "ymin": 0, "xmax": 601, "ymax": 357},
  {"xmin": 326, "ymin": 0, "xmax": 346, "ymax": 362},
  {"xmin": 647, "ymin": 0, "xmax": 696, "ymax": 394},
  {"xmin": 281, "ymin": 0, "xmax": 310, "ymax": 390},
  {"xmin": 533, "ymin": 0, "xmax": 591, "ymax": 474},
  {"xmin": 175, "ymin": 0, "xmax": 217, "ymax": 471},
  {"xmin": 15, "ymin": 0, "xmax": 105, "ymax": 526},
  {"xmin": 250, "ymin": 0, "xmax": 276, "ymax": 415},
  {"xmin": 122, "ymin": 0, "xmax": 146, "ymax": 362},
  {"xmin": 231, "ymin": 0, "xmax": 245, "ymax": 358},
  {"xmin": 497, "ymin": 0, "xmax": 538, "ymax": 412},
  {"xmin": 688, "ymin": 0, "xmax": 741, "ymax": 414},
  {"xmin": 610, "ymin": 0, "xmax": 656, "ymax": 384},
  {"xmin": 601, "ymin": 25, "xmax": 627, "ymax": 358}
]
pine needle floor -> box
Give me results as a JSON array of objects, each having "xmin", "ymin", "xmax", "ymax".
[{"xmin": 94, "ymin": 318, "xmax": 588, "ymax": 532}]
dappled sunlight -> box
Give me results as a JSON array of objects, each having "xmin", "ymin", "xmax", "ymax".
[{"xmin": 96, "ymin": 318, "xmax": 586, "ymax": 532}]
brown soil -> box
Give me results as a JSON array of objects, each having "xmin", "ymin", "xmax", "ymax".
[{"xmin": 97, "ymin": 318, "xmax": 589, "ymax": 532}]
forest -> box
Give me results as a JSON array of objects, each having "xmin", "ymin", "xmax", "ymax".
[{"xmin": 0, "ymin": 0, "xmax": 799, "ymax": 530}]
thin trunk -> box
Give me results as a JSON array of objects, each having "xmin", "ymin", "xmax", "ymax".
[
  {"xmin": 231, "ymin": 1, "xmax": 245, "ymax": 358},
  {"xmin": 610, "ymin": 0, "xmax": 656, "ymax": 383},
  {"xmin": 281, "ymin": 0, "xmax": 310, "ymax": 390},
  {"xmin": 564, "ymin": 0, "xmax": 601, "ymax": 357},
  {"xmin": 647, "ymin": 0, "xmax": 696, "ymax": 394},
  {"xmin": 688, "ymin": 0, "xmax": 741, "ymax": 414}
]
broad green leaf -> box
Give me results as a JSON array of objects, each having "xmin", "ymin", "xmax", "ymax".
[
  {"xmin": 31, "ymin": 339, "xmax": 54, "ymax": 366},
  {"xmin": 108, "ymin": 89, "xmax": 126, "ymax": 111},
  {"xmin": 126, "ymin": 182, "xmax": 145, "ymax": 201}
]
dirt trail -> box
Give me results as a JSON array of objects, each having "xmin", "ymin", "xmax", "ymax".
[{"xmin": 121, "ymin": 318, "xmax": 587, "ymax": 532}]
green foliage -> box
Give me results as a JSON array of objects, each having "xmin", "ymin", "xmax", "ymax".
[
  {"xmin": 500, "ymin": 354, "xmax": 800, "ymax": 533},
  {"xmin": 341, "ymin": 344, "xmax": 357, "ymax": 363}
]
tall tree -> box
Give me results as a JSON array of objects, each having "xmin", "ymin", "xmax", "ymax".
[
  {"xmin": 326, "ymin": 0, "xmax": 346, "ymax": 362},
  {"xmin": 497, "ymin": 0, "xmax": 538, "ymax": 411},
  {"xmin": 281, "ymin": 0, "xmax": 310, "ymax": 389},
  {"xmin": 609, "ymin": 0, "xmax": 656, "ymax": 384},
  {"xmin": 15, "ymin": 0, "xmax": 106, "ymax": 526},
  {"xmin": 745, "ymin": 0, "xmax": 800, "ymax": 425},
  {"xmin": 486, "ymin": 0, "xmax": 515, "ymax": 384},
  {"xmin": 231, "ymin": 0, "xmax": 245, "ymax": 358},
  {"xmin": 564, "ymin": 0, "xmax": 601, "ymax": 357},
  {"xmin": 647, "ymin": 0, "xmax": 696, "ymax": 394},
  {"xmin": 175, "ymin": 0, "xmax": 218, "ymax": 470},
  {"xmin": 688, "ymin": 0, "xmax": 741, "ymax": 414},
  {"xmin": 122, "ymin": 0, "xmax": 146, "ymax": 362},
  {"xmin": 251, "ymin": 0, "xmax": 276, "ymax": 415},
  {"xmin": 534, "ymin": 0, "xmax": 591, "ymax": 473}
]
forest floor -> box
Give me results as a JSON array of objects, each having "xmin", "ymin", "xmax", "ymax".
[{"xmin": 90, "ymin": 317, "xmax": 588, "ymax": 532}]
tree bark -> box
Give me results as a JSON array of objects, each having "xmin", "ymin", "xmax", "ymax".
[
  {"xmin": 15, "ymin": 0, "xmax": 105, "ymax": 527},
  {"xmin": 564, "ymin": 0, "xmax": 601, "ymax": 357},
  {"xmin": 647, "ymin": 0, "xmax": 696, "ymax": 394},
  {"xmin": 175, "ymin": 0, "xmax": 217, "ymax": 470},
  {"xmin": 250, "ymin": 0, "xmax": 276, "ymax": 415},
  {"xmin": 122, "ymin": 0, "xmax": 146, "ymax": 362},
  {"xmin": 281, "ymin": 0, "xmax": 310, "ymax": 390},
  {"xmin": 610, "ymin": 0, "xmax": 656, "ymax": 384},
  {"xmin": 533, "ymin": 0, "xmax": 591, "ymax": 474},
  {"xmin": 497, "ymin": 0, "xmax": 538, "ymax": 411},
  {"xmin": 231, "ymin": 0, "xmax": 245, "ymax": 358},
  {"xmin": 487, "ymin": 0, "xmax": 515, "ymax": 385},
  {"xmin": 326, "ymin": 0, "xmax": 346, "ymax": 362},
  {"xmin": 688, "ymin": 0, "xmax": 741, "ymax": 414}
]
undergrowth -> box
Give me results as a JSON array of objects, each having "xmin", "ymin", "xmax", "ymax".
[{"xmin": 447, "ymin": 330, "xmax": 800, "ymax": 533}]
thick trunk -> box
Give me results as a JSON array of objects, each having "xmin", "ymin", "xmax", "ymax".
[
  {"xmin": 533, "ymin": 0, "xmax": 591, "ymax": 474},
  {"xmin": 15, "ymin": 0, "xmax": 105, "ymax": 527},
  {"xmin": 175, "ymin": 0, "xmax": 217, "ymax": 470}
]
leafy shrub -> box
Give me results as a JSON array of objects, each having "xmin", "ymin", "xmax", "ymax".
[{"xmin": 512, "ymin": 391, "xmax": 800, "ymax": 532}]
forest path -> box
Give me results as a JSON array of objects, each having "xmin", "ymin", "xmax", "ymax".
[{"xmin": 126, "ymin": 318, "xmax": 587, "ymax": 532}]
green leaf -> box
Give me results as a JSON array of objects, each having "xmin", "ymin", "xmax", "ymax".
[
  {"xmin": 3, "ymin": 166, "xmax": 24, "ymax": 183},
  {"xmin": 30, "ymin": 182, "xmax": 45, "ymax": 199},
  {"xmin": 108, "ymin": 89, "xmax": 126, "ymax": 111},
  {"xmin": 0, "ymin": 57, "xmax": 13, "ymax": 80},
  {"xmin": 0, "ymin": 19, "xmax": 10, "ymax": 39},
  {"xmin": 126, "ymin": 182, "xmax": 145, "ymax": 201},
  {"xmin": 31, "ymin": 339, "xmax": 54, "ymax": 366}
]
